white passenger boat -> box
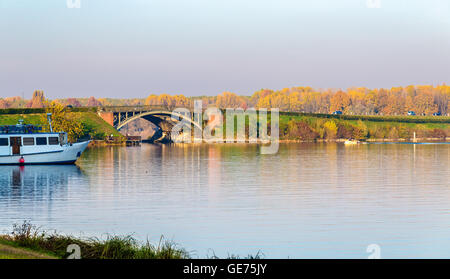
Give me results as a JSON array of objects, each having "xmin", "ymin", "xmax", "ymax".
[{"xmin": 0, "ymin": 117, "xmax": 89, "ymax": 165}]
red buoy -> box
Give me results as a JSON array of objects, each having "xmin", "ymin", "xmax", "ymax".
[{"xmin": 19, "ymin": 157, "xmax": 25, "ymax": 164}]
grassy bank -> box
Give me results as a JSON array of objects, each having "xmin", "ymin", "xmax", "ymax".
[
  {"xmin": 75, "ymin": 112, "xmax": 123, "ymax": 140},
  {"xmin": 278, "ymin": 114, "xmax": 450, "ymax": 141},
  {"xmin": 0, "ymin": 112, "xmax": 123, "ymax": 141},
  {"xmin": 221, "ymin": 113, "xmax": 449, "ymax": 141},
  {"xmin": 0, "ymin": 238, "xmax": 57, "ymax": 259},
  {"xmin": 0, "ymin": 222, "xmax": 263, "ymax": 259},
  {"xmin": 0, "ymin": 222, "xmax": 189, "ymax": 259}
]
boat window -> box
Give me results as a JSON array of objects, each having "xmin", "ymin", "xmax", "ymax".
[
  {"xmin": 48, "ymin": 137, "xmax": 59, "ymax": 145},
  {"xmin": 36, "ymin": 137, "xmax": 47, "ymax": 145},
  {"xmin": 23, "ymin": 137, "xmax": 35, "ymax": 146},
  {"xmin": 0, "ymin": 138, "xmax": 8, "ymax": 146},
  {"xmin": 59, "ymin": 133, "xmax": 68, "ymax": 145}
]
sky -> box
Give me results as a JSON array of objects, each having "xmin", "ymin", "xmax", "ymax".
[{"xmin": 0, "ymin": 0, "xmax": 449, "ymax": 99}]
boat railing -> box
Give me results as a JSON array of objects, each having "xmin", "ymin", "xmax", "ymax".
[{"xmin": 0, "ymin": 125, "xmax": 43, "ymax": 134}]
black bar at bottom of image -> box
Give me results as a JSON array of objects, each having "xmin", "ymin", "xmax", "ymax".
[{"xmin": 0, "ymin": 259, "xmax": 448, "ymax": 278}]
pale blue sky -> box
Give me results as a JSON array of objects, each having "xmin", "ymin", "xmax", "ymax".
[{"xmin": 0, "ymin": 0, "xmax": 449, "ymax": 98}]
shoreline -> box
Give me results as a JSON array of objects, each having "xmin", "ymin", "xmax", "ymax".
[
  {"xmin": 278, "ymin": 137, "xmax": 450, "ymax": 143},
  {"xmin": 87, "ymin": 137, "xmax": 450, "ymax": 147},
  {"xmin": 0, "ymin": 221, "xmax": 262, "ymax": 259}
]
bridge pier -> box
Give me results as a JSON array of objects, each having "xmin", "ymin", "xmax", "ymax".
[{"xmin": 98, "ymin": 111, "xmax": 114, "ymax": 126}]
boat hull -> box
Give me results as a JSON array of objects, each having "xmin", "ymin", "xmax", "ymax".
[{"xmin": 0, "ymin": 141, "xmax": 89, "ymax": 165}]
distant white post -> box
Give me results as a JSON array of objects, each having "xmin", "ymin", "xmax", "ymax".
[{"xmin": 47, "ymin": 113, "xmax": 53, "ymax": 133}]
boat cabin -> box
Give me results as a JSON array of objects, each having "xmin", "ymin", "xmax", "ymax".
[{"xmin": 0, "ymin": 124, "xmax": 68, "ymax": 157}]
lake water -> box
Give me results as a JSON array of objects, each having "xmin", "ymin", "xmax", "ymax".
[{"xmin": 0, "ymin": 143, "xmax": 449, "ymax": 258}]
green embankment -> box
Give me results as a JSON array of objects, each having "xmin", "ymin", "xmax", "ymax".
[
  {"xmin": 75, "ymin": 112, "xmax": 123, "ymax": 139},
  {"xmin": 278, "ymin": 114, "xmax": 450, "ymax": 140},
  {"xmin": 0, "ymin": 114, "xmax": 42, "ymax": 125},
  {"xmin": 0, "ymin": 112, "xmax": 122, "ymax": 140},
  {"xmin": 0, "ymin": 238, "xmax": 57, "ymax": 259},
  {"xmin": 222, "ymin": 112, "xmax": 449, "ymax": 140}
]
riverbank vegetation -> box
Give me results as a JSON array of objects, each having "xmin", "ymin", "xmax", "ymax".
[
  {"xmin": 0, "ymin": 109, "xmax": 448, "ymax": 142},
  {"xmin": 0, "ymin": 222, "xmax": 189, "ymax": 259},
  {"xmin": 278, "ymin": 114, "xmax": 450, "ymax": 141},
  {"xmin": 0, "ymin": 222, "xmax": 263, "ymax": 259},
  {"xmin": 219, "ymin": 112, "xmax": 449, "ymax": 141}
]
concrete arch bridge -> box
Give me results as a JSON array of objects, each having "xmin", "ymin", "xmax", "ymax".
[{"xmin": 98, "ymin": 106, "xmax": 202, "ymax": 143}]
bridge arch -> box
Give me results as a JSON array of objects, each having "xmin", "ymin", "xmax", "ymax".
[{"xmin": 116, "ymin": 110, "xmax": 202, "ymax": 142}]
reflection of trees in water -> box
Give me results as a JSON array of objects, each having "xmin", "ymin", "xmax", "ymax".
[{"xmin": 0, "ymin": 165, "xmax": 85, "ymax": 201}]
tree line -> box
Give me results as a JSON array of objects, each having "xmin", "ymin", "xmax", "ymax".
[{"xmin": 1, "ymin": 85, "xmax": 449, "ymax": 116}]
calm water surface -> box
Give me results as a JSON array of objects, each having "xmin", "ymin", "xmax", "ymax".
[{"xmin": 0, "ymin": 143, "xmax": 449, "ymax": 258}]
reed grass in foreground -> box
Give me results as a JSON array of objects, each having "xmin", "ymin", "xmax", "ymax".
[
  {"xmin": 0, "ymin": 221, "xmax": 263, "ymax": 259},
  {"xmin": 0, "ymin": 221, "xmax": 189, "ymax": 259}
]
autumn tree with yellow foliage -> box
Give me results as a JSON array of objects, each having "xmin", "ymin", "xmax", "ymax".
[
  {"xmin": 7, "ymin": 84, "xmax": 447, "ymax": 117},
  {"xmin": 250, "ymin": 85, "xmax": 448, "ymax": 116},
  {"xmin": 40, "ymin": 101, "xmax": 84, "ymax": 142},
  {"xmin": 145, "ymin": 94, "xmax": 192, "ymax": 109},
  {"xmin": 216, "ymin": 92, "xmax": 246, "ymax": 109}
]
